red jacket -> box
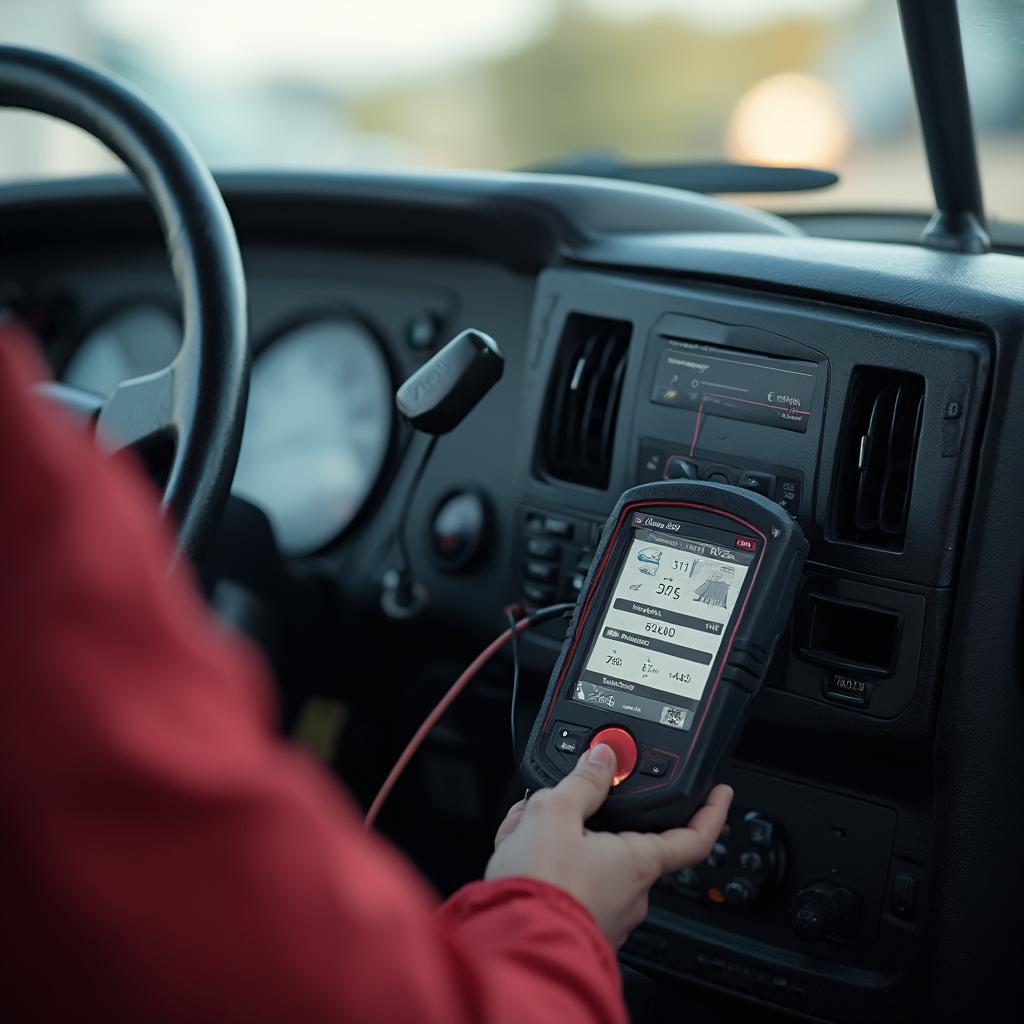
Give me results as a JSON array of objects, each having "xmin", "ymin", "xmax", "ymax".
[{"xmin": 0, "ymin": 324, "xmax": 625, "ymax": 1024}]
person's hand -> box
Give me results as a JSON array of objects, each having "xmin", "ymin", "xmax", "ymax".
[{"xmin": 486, "ymin": 743, "xmax": 733, "ymax": 948}]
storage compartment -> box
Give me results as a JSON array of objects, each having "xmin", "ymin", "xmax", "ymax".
[{"xmin": 798, "ymin": 594, "xmax": 902, "ymax": 677}]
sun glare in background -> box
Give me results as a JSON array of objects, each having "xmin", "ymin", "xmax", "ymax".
[{"xmin": 725, "ymin": 73, "xmax": 850, "ymax": 169}]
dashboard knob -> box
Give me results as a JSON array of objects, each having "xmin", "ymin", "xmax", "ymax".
[
  {"xmin": 431, "ymin": 490, "xmax": 489, "ymax": 570},
  {"xmin": 723, "ymin": 877, "xmax": 757, "ymax": 907},
  {"xmin": 665, "ymin": 456, "xmax": 698, "ymax": 480},
  {"xmin": 789, "ymin": 882, "xmax": 859, "ymax": 942}
]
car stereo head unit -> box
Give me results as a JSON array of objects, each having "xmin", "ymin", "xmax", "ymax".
[{"xmin": 521, "ymin": 480, "xmax": 807, "ymax": 831}]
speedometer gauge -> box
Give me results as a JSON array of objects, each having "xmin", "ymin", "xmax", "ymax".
[
  {"xmin": 63, "ymin": 304, "xmax": 180, "ymax": 396},
  {"xmin": 232, "ymin": 318, "xmax": 393, "ymax": 555}
]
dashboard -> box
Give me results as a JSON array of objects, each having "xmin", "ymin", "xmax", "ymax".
[{"xmin": 3, "ymin": 170, "xmax": 1023, "ymax": 1023}]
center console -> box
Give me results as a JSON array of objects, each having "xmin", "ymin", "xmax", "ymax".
[{"xmin": 512, "ymin": 268, "xmax": 989, "ymax": 1019}]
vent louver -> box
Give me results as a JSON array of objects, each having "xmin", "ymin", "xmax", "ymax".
[
  {"xmin": 832, "ymin": 367, "xmax": 924, "ymax": 549},
  {"xmin": 540, "ymin": 313, "xmax": 632, "ymax": 489}
]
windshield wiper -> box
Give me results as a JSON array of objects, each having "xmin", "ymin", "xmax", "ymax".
[{"xmin": 527, "ymin": 152, "xmax": 838, "ymax": 194}]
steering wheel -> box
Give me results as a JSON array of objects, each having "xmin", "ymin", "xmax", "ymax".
[{"xmin": 0, "ymin": 46, "xmax": 249, "ymax": 560}]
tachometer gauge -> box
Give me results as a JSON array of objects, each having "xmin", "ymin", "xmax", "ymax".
[
  {"xmin": 62, "ymin": 304, "xmax": 180, "ymax": 396},
  {"xmin": 232, "ymin": 317, "xmax": 394, "ymax": 555}
]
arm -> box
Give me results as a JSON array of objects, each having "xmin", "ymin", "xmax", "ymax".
[
  {"xmin": 0, "ymin": 326, "xmax": 728, "ymax": 1024},
  {"xmin": 0, "ymin": 327, "xmax": 625, "ymax": 1024}
]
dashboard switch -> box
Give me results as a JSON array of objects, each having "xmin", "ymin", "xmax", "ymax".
[
  {"xmin": 543, "ymin": 516, "xmax": 573, "ymax": 538},
  {"xmin": 890, "ymin": 873, "xmax": 918, "ymax": 919},
  {"xmin": 524, "ymin": 560, "xmax": 558, "ymax": 583},
  {"xmin": 739, "ymin": 470, "xmax": 775, "ymax": 496},
  {"xmin": 405, "ymin": 311, "xmax": 442, "ymax": 350},
  {"xmin": 432, "ymin": 491, "xmax": 489, "ymax": 570},
  {"xmin": 665, "ymin": 456, "xmax": 698, "ymax": 480},
  {"xmin": 526, "ymin": 537, "xmax": 560, "ymax": 560}
]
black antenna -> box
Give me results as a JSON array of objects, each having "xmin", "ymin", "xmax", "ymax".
[{"xmin": 897, "ymin": 0, "xmax": 990, "ymax": 253}]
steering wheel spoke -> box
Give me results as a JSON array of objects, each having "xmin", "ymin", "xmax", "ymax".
[
  {"xmin": 96, "ymin": 363, "xmax": 180, "ymax": 453},
  {"xmin": 35, "ymin": 380, "xmax": 104, "ymax": 422}
]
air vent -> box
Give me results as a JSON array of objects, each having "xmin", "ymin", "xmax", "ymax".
[
  {"xmin": 832, "ymin": 368, "xmax": 924, "ymax": 549},
  {"xmin": 540, "ymin": 313, "xmax": 632, "ymax": 489}
]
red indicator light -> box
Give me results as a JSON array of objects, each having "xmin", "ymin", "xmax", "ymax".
[{"xmin": 735, "ymin": 536, "xmax": 757, "ymax": 551}]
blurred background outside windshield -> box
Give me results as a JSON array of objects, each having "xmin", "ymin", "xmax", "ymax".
[{"xmin": 2, "ymin": 0, "xmax": 1022, "ymax": 221}]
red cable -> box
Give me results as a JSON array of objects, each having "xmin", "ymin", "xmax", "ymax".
[{"xmin": 365, "ymin": 615, "xmax": 531, "ymax": 828}]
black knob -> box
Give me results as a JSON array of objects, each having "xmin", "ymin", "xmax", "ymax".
[
  {"xmin": 431, "ymin": 490, "xmax": 489, "ymax": 570},
  {"xmin": 723, "ymin": 877, "xmax": 757, "ymax": 907},
  {"xmin": 792, "ymin": 900, "xmax": 829, "ymax": 940},
  {"xmin": 706, "ymin": 840, "xmax": 728, "ymax": 869},
  {"xmin": 665, "ymin": 866, "xmax": 700, "ymax": 894},
  {"xmin": 789, "ymin": 882, "xmax": 859, "ymax": 942},
  {"xmin": 739, "ymin": 849, "xmax": 764, "ymax": 873},
  {"xmin": 665, "ymin": 456, "xmax": 697, "ymax": 480}
]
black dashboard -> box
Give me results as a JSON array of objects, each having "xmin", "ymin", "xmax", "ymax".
[{"xmin": 4, "ymin": 170, "xmax": 1023, "ymax": 1022}]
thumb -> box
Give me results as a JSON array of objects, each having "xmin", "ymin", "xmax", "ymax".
[{"xmin": 550, "ymin": 743, "xmax": 617, "ymax": 820}]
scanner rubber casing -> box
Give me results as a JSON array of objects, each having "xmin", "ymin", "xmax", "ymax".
[{"xmin": 520, "ymin": 480, "xmax": 807, "ymax": 832}]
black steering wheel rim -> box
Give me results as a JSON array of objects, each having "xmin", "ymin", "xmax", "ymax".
[{"xmin": 0, "ymin": 45, "xmax": 249, "ymax": 560}]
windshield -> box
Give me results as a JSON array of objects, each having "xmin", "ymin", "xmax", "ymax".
[{"xmin": 2, "ymin": 0, "xmax": 1022, "ymax": 223}]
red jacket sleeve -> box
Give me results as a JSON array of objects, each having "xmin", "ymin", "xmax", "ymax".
[{"xmin": 0, "ymin": 325, "xmax": 626, "ymax": 1024}]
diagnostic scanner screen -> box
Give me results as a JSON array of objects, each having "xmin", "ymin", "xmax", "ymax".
[{"xmin": 573, "ymin": 513, "xmax": 757, "ymax": 731}]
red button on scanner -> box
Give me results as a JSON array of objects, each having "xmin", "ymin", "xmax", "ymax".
[{"xmin": 589, "ymin": 727, "xmax": 638, "ymax": 786}]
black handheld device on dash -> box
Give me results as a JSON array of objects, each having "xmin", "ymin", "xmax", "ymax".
[{"xmin": 520, "ymin": 480, "xmax": 807, "ymax": 831}]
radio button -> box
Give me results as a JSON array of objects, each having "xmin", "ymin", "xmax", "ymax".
[
  {"xmin": 524, "ymin": 560, "xmax": 557, "ymax": 583},
  {"xmin": 542, "ymin": 516, "xmax": 573, "ymax": 538},
  {"xmin": 526, "ymin": 537, "xmax": 560, "ymax": 561},
  {"xmin": 589, "ymin": 727, "xmax": 638, "ymax": 785}
]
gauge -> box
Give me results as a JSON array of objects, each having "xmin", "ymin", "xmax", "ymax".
[
  {"xmin": 232, "ymin": 318, "xmax": 393, "ymax": 555},
  {"xmin": 62, "ymin": 304, "xmax": 181, "ymax": 395}
]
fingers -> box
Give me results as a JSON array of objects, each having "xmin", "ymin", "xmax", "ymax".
[
  {"xmin": 544, "ymin": 743, "xmax": 617, "ymax": 821},
  {"xmin": 494, "ymin": 798, "xmax": 527, "ymax": 848},
  {"xmin": 648, "ymin": 784, "xmax": 734, "ymax": 875}
]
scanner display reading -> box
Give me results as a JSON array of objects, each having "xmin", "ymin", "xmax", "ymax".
[{"xmin": 573, "ymin": 514, "xmax": 756, "ymax": 731}]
